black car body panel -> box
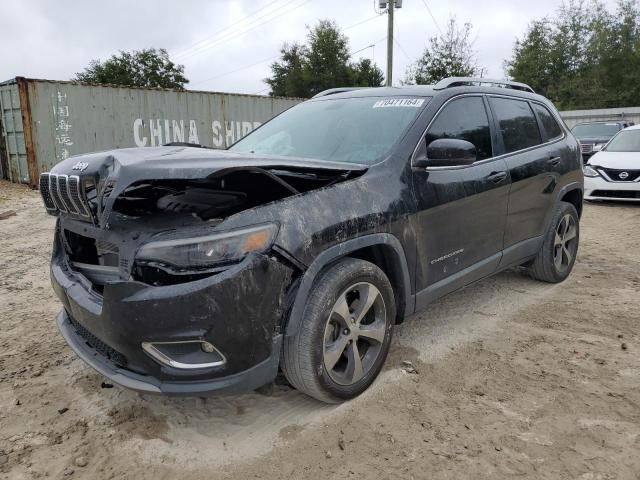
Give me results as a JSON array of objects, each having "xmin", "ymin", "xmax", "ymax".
[{"xmin": 42, "ymin": 83, "xmax": 584, "ymax": 394}]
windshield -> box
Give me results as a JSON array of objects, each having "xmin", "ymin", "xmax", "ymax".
[
  {"xmin": 571, "ymin": 123, "xmax": 621, "ymax": 138},
  {"xmin": 604, "ymin": 129, "xmax": 640, "ymax": 152},
  {"xmin": 229, "ymin": 96, "xmax": 429, "ymax": 164}
]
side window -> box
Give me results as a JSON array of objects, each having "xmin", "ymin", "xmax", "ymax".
[
  {"xmin": 532, "ymin": 103, "xmax": 563, "ymax": 141},
  {"xmin": 490, "ymin": 97, "xmax": 542, "ymax": 154},
  {"xmin": 425, "ymin": 96, "xmax": 493, "ymax": 161}
]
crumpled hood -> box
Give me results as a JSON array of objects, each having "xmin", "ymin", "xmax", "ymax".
[
  {"xmin": 48, "ymin": 146, "xmax": 368, "ymax": 227},
  {"xmin": 50, "ymin": 146, "xmax": 367, "ymax": 179},
  {"xmin": 588, "ymin": 151, "xmax": 640, "ymax": 169}
]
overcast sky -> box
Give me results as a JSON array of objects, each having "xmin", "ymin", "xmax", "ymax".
[{"xmin": 0, "ymin": 0, "xmax": 618, "ymax": 94}]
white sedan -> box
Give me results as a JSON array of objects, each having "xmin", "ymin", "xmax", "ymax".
[{"xmin": 584, "ymin": 125, "xmax": 640, "ymax": 202}]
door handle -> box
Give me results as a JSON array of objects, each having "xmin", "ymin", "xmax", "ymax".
[
  {"xmin": 487, "ymin": 171, "xmax": 508, "ymax": 183},
  {"xmin": 548, "ymin": 156, "xmax": 561, "ymax": 166}
]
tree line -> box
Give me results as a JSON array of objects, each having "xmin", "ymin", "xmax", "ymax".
[
  {"xmin": 73, "ymin": 1, "xmax": 640, "ymax": 109},
  {"xmin": 506, "ymin": 0, "xmax": 640, "ymax": 109}
]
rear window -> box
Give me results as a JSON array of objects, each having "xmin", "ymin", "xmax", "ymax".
[
  {"xmin": 490, "ymin": 98, "xmax": 542, "ymax": 154},
  {"xmin": 532, "ymin": 103, "xmax": 563, "ymax": 141},
  {"xmin": 571, "ymin": 123, "xmax": 621, "ymax": 138}
]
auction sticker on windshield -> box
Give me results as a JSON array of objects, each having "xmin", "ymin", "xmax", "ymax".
[{"xmin": 373, "ymin": 98, "xmax": 425, "ymax": 108}]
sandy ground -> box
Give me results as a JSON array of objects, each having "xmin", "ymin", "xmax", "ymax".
[{"xmin": 0, "ymin": 179, "xmax": 639, "ymax": 480}]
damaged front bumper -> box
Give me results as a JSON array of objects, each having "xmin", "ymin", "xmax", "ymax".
[{"xmin": 51, "ymin": 236, "xmax": 294, "ymax": 395}]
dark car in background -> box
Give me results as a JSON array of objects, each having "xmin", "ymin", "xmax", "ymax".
[
  {"xmin": 40, "ymin": 77, "xmax": 583, "ymax": 403},
  {"xmin": 572, "ymin": 121, "xmax": 634, "ymax": 162}
]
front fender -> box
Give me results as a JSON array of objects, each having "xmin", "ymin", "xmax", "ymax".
[{"xmin": 284, "ymin": 233, "xmax": 414, "ymax": 337}]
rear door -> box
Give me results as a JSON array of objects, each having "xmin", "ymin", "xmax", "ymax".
[
  {"xmin": 488, "ymin": 96, "xmax": 560, "ymax": 262},
  {"xmin": 411, "ymin": 95, "xmax": 511, "ymax": 307}
]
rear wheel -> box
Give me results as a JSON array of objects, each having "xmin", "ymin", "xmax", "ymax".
[
  {"xmin": 282, "ymin": 258, "xmax": 395, "ymax": 403},
  {"xmin": 527, "ymin": 201, "xmax": 580, "ymax": 283}
]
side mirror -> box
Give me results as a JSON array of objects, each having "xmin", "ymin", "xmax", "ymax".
[{"xmin": 413, "ymin": 138, "xmax": 478, "ymax": 168}]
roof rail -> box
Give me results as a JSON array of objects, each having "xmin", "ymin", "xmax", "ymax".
[
  {"xmin": 312, "ymin": 87, "xmax": 369, "ymax": 98},
  {"xmin": 433, "ymin": 77, "xmax": 535, "ymax": 94}
]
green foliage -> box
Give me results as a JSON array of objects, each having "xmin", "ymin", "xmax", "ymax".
[
  {"xmin": 405, "ymin": 17, "xmax": 479, "ymax": 85},
  {"xmin": 506, "ymin": 0, "xmax": 640, "ymax": 109},
  {"xmin": 264, "ymin": 20, "xmax": 385, "ymax": 98},
  {"xmin": 75, "ymin": 48, "xmax": 188, "ymax": 89},
  {"xmin": 266, "ymin": 43, "xmax": 310, "ymax": 97},
  {"xmin": 351, "ymin": 58, "xmax": 385, "ymax": 87}
]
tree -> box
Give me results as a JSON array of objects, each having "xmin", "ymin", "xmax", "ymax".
[
  {"xmin": 265, "ymin": 43, "xmax": 310, "ymax": 97},
  {"xmin": 75, "ymin": 48, "xmax": 188, "ymax": 89},
  {"xmin": 304, "ymin": 20, "xmax": 354, "ymax": 96},
  {"xmin": 264, "ymin": 20, "xmax": 384, "ymax": 97},
  {"xmin": 405, "ymin": 17, "xmax": 480, "ymax": 85},
  {"xmin": 351, "ymin": 58, "xmax": 385, "ymax": 87},
  {"xmin": 506, "ymin": 0, "xmax": 640, "ymax": 109}
]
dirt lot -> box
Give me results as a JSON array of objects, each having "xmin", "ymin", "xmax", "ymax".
[{"xmin": 0, "ymin": 179, "xmax": 639, "ymax": 480}]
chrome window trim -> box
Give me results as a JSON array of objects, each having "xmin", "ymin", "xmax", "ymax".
[
  {"xmin": 141, "ymin": 340, "xmax": 227, "ymax": 369},
  {"xmin": 411, "ymin": 93, "xmax": 567, "ymax": 171}
]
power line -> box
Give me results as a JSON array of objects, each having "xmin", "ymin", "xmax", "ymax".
[
  {"xmin": 174, "ymin": 0, "xmax": 300, "ymax": 59},
  {"xmin": 191, "ymin": 16, "xmax": 386, "ymax": 89},
  {"xmin": 178, "ymin": 7, "xmax": 379, "ymax": 64},
  {"xmin": 190, "ymin": 54, "xmax": 280, "ymax": 87},
  {"xmin": 394, "ymin": 38, "xmax": 411, "ymax": 61},
  {"xmin": 420, "ymin": 0, "xmax": 443, "ymax": 34},
  {"xmin": 350, "ymin": 37, "xmax": 387, "ymax": 58},
  {"xmin": 343, "ymin": 14, "xmax": 383, "ymax": 32},
  {"xmin": 171, "ymin": 0, "xmax": 281, "ymax": 58},
  {"xmin": 176, "ymin": 0, "xmax": 310, "ymax": 61},
  {"xmin": 393, "ymin": 18, "xmax": 411, "ymax": 61}
]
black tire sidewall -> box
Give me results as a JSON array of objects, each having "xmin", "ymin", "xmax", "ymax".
[
  {"xmin": 307, "ymin": 260, "xmax": 396, "ymax": 400},
  {"xmin": 544, "ymin": 202, "xmax": 580, "ymax": 282}
]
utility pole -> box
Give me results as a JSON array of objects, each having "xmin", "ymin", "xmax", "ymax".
[
  {"xmin": 381, "ymin": 1, "xmax": 401, "ymax": 87},
  {"xmin": 386, "ymin": 1, "xmax": 394, "ymax": 86}
]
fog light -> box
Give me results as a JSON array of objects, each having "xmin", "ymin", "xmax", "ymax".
[{"xmin": 142, "ymin": 340, "xmax": 226, "ymax": 369}]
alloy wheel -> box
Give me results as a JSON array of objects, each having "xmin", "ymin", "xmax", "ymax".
[
  {"xmin": 553, "ymin": 213, "xmax": 578, "ymax": 272},
  {"xmin": 322, "ymin": 282, "xmax": 388, "ymax": 386}
]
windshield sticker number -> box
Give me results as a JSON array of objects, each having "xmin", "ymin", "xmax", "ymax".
[{"xmin": 373, "ymin": 98, "xmax": 425, "ymax": 108}]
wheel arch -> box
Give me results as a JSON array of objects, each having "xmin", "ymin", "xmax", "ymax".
[
  {"xmin": 284, "ymin": 234, "xmax": 413, "ymax": 337},
  {"xmin": 560, "ymin": 185, "xmax": 583, "ymax": 218}
]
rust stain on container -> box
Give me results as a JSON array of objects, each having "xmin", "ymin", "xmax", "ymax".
[{"xmin": 16, "ymin": 77, "xmax": 39, "ymax": 189}]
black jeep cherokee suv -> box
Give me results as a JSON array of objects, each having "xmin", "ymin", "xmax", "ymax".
[{"xmin": 40, "ymin": 77, "xmax": 583, "ymax": 403}]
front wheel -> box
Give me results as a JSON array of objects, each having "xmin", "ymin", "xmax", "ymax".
[
  {"xmin": 282, "ymin": 258, "xmax": 396, "ymax": 403},
  {"xmin": 527, "ymin": 201, "xmax": 580, "ymax": 283}
]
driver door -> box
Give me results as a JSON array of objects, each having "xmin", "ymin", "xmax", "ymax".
[{"xmin": 411, "ymin": 95, "xmax": 511, "ymax": 309}]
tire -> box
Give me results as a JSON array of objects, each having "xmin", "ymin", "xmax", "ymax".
[
  {"xmin": 527, "ymin": 201, "xmax": 580, "ymax": 283},
  {"xmin": 282, "ymin": 258, "xmax": 396, "ymax": 403}
]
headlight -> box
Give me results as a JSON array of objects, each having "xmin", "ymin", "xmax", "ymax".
[
  {"xmin": 583, "ymin": 165, "xmax": 600, "ymax": 177},
  {"xmin": 136, "ymin": 224, "xmax": 278, "ymax": 269},
  {"xmin": 592, "ymin": 143, "xmax": 604, "ymax": 151}
]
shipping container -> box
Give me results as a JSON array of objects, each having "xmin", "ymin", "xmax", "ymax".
[
  {"xmin": 0, "ymin": 77, "xmax": 301, "ymax": 187},
  {"xmin": 560, "ymin": 106, "xmax": 640, "ymax": 129}
]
